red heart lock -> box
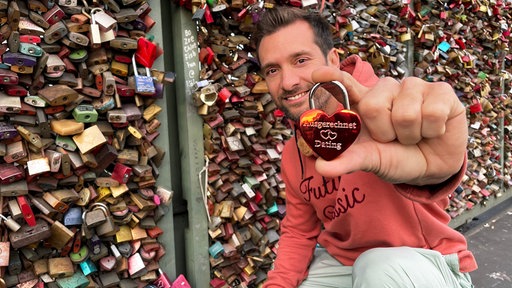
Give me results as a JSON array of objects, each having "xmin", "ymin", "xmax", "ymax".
[{"xmin": 299, "ymin": 81, "xmax": 361, "ymax": 161}]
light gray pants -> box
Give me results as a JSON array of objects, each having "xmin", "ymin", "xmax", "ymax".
[{"xmin": 299, "ymin": 247, "xmax": 474, "ymax": 288}]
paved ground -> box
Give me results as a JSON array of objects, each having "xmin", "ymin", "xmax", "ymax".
[{"xmin": 457, "ymin": 197, "xmax": 512, "ymax": 288}]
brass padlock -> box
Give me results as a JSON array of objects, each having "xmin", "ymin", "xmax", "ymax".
[
  {"xmin": 42, "ymin": 192, "xmax": 69, "ymax": 213},
  {"xmin": 369, "ymin": 51, "xmax": 388, "ymax": 68},
  {"xmin": 48, "ymin": 257, "xmax": 74, "ymax": 278},
  {"xmin": 110, "ymin": 59, "xmax": 129, "ymax": 77},
  {"xmin": 37, "ymin": 214, "xmax": 75, "ymax": 249},
  {"xmin": 73, "ymin": 124, "xmax": 107, "ymax": 154},
  {"xmin": 115, "ymin": 225, "xmax": 133, "ymax": 243},
  {"xmin": 400, "ymin": 28, "xmax": 412, "ymax": 42}
]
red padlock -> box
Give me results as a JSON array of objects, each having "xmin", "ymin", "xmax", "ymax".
[
  {"xmin": 171, "ymin": 275, "xmax": 192, "ymax": 288},
  {"xmin": 469, "ymin": 100, "xmax": 483, "ymax": 114},
  {"xmin": 153, "ymin": 269, "xmax": 172, "ymax": 288},
  {"xmin": 135, "ymin": 37, "xmax": 162, "ymax": 68},
  {"xmin": 111, "ymin": 162, "xmax": 132, "ymax": 184},
  {"xmin": 17, "ymin": 195, "xmax": 36, "ymax": 227}
]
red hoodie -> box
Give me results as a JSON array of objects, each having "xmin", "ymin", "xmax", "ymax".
[{"xmin": 263, "ymin": 55, "xmax": 477, "ymax": 287}]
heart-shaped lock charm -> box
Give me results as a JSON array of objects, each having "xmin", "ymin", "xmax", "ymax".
[
  {"xmin": 200, "ymin": 84, "xmax": 218, "ymax": 106},
  {"xmin": 99, "ymin": 255, "xmax": 117, "ymax": 271},
  {"xmin": 299, "ymin": 81, "xmax": 361, "ymax": 161}
]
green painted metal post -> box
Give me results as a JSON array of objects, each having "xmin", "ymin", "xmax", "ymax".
[{"xmin": 168, "ymin": 3, "xmax": 211, "ymax": 287}]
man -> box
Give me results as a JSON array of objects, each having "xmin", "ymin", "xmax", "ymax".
[{"xmin": 252, "ymin": 7, "xmax": 477, "ymax": 288}]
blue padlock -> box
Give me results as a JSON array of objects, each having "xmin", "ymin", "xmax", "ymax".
[
  {"xmin": 208, "ymin": 241, "xmax": 224, "ymax": 259},
  {"xmin": 132, "ymin": 54, "xmax": 155, "ymax": 96},
  {"xmin": 79, "ymin": 258, "xmax": 98, "ymax": 276},
  {"xmin": 63, "ymin": 206, "xmax": 83, "ymax": 226}
]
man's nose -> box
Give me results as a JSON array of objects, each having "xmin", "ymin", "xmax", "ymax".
[{"xmin": 280, "ymin": 67, "xmax": 301, "ymax": 91}]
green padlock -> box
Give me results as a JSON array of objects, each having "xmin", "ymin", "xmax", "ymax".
[
  {"xmin": 70, "ymin": 245, "xmax": 90, "ymax": 264},
  {"xmin": 69, "ymin": 49, "xmax": 88, "ymax": 62},
  {"xmin": 55, "ymin": 270, "xmax": 90, "ymax": 288}
]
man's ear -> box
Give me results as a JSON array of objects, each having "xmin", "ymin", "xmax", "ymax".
[{"xmin": 327, "ymin": 48, "xmax": 340, "ymax": 67}]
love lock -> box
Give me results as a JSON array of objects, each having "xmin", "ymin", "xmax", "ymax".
[
  {"xmin": 90, "ymin": 202, "xmax": 117, "ymax": 237},
  {"xmin": 200, "ymin": 84, "xmax": 218, "ymax": 106},
  {"xmin": 298, "ymin": 81, "xmax": 361, "ymax": 161}
]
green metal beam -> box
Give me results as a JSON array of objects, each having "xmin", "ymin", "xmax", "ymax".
[
  {"xmin": 151, "ymin": 0, "xmax": 177, "ymax": 280},
  {"xmin": 170, "ymin": 4, "xmax": 210, "ymax": 287}
]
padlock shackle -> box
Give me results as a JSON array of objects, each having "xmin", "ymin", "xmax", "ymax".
[
  {"xmin": 89, "ymin": 7, "xmax": 105, "ymax": 24},
  {"xmin": 88, "ymin": 202, "xmax": 110, "ymax": 216},
  {"xmin": 81, "ymin": 7, "xmax": 102, "ymax": 23},
  {"xmin": 132, "ymin": 54, "xmax": 151, "ymax": 77},
  {"xmin": 36, "ymin": 213, "xmax": 55, "ymax": 225},
  {"xmin": 132, "ymin": 54, "xmax": 139, "ymax": 77},
  {"xmin": 309, "ymin": 81, "xmax": 350, "ymax": 110}
]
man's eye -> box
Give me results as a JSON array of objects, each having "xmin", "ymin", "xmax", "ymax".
[
  {"xmin": 266, "ymin": 68, "xmax": 278, "ymax": 76},
  {"xmin": 297, "ymin": 58, "xmax": 307, "ymax": 64}
]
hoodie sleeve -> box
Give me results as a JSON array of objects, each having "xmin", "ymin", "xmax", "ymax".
[
  {"xmin": 263, "ymin": 141, "xmax": 322, "ymax": 287},
  {"xmin": 339, "ymin": 55, "xmax": 379, "ymax": 87},
  {"xmin": 394, "ymin": 154, "xmax": 467, "ymax": 203}
]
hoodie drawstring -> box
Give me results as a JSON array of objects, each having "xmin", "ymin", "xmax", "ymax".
[{"xmin": 293, "ymin": 126, "xmax": 305, "ymax": 179}]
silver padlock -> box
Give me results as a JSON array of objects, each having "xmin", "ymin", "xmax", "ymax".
[
  {"xmin": 90, "ymin": 8, "xmax": 116, "ymax": 42},
  {"xmin": 91, "ymin": 8, "xmax": 117, "ymax": 31},
  {"xmin": 0, "ymin": 214, "xmax": 21, "ymax": 232},
  {"xmin": 86, "ymin": 8, "xmax": 101, "ymax": 45}
]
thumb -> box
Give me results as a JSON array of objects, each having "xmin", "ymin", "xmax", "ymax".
[
  {"xmin": 311, "ymin": 67, "xmax": 368, "ymax": 105},
  {"xmin": 314, "ymin": 141, "xmax": 377, "ymax": 178}
]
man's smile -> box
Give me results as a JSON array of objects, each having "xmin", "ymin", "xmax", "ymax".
[{"xmin": 284, "ymin": 91, "xmax": 308, "ymax": 102}]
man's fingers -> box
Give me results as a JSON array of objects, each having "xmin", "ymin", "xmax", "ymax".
[
  {"xmin": 311, "ymin": 67, "xmax": 367, "ymax": 105},
  {"xmin": 391, "ymin": 79, "xmax": 423, "ymax": 144},
  {"xmin": 356, "ymin": 78, "xmax": 398, "ymax": 143}
]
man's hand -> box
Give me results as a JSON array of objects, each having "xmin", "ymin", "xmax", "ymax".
[{"xmin": 311, "ymin": 66, "xmax": 468, "ymax": 186}]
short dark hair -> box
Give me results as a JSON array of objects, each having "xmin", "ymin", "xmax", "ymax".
[{"xmin": 253, "ymin": 7, "xmax": 334, "ymax": 58}]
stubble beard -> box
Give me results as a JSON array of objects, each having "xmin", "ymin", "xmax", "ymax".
[
  {"xmin": 278, "ymin": 91, "xmax": 332, "ymax": 123},
  {"xmin": 278, "ymin": 85, "xmax": 313, "ymax": 123}
]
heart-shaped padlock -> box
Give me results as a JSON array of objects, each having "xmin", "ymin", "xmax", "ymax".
[
  {"xmin": 299, "ymin": 81, "xmax": 361, "ymax": 161},
  {"xmin": 99, "ymin": 255, "xmax": 117, "ymax": 271}
]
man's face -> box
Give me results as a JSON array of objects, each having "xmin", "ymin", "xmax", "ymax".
[{"xmin": 258, "ymin": 20, "xmax": 340, "ymax": 122}]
